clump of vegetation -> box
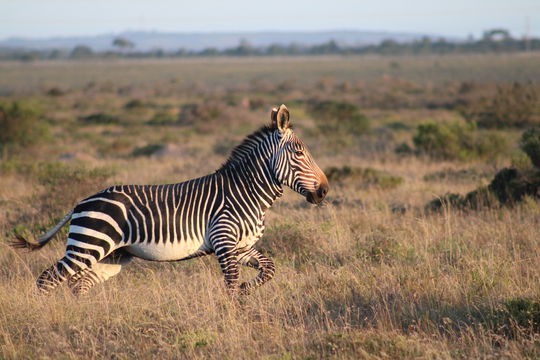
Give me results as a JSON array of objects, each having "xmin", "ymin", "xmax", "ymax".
[
  {"xmin": 178, "ymin": 102, "xmax": 223, "ymax": 126},
  {"xmin": 427, "ymin": 168, "xmax": 540, "ymax": 211},
  {"xmin": 314, "ymin": 332, "xmax": 426, "ymax": 359},
  {"xmin": 465, "ymin": 82, "xmax": 540, "ymax": 128},
  {"xmin": 356, "ymin": 229, "xmax": 409, "ymax": 265},
  {"xmin": 124, "ymin": 99, "xmax": 146, "ymax": 110},
  {"xmin": 259, "ymin": 221, "xmax": 315, "ymax": 264},
  {"xmin": 325, "ymin": 165, "xmax": 403, "ymax": 189},
  {"xmin": 428, "ymin": 127, "xmax": 540, "ymax": 211},
  {"xmin": 147, "ymin": 110, "xmax": 177, "ymax": 126},
  {"xmin": 0, "ymin": 100, "xmax": 49, "ymax": 159},
  {"xmin": 131, "ymin": 143, "xmax": 164, "ymax": 157},
  {"xmin": 79, "ymin": 112, "xmax": 120, "ymax": 124},
  {"xmin": 308, "ymin": 100, "xmax": 370, "ymax": 137},
  {"xmin": 503, "ymin": 298, "xmax": 540, "ymax": 333},
  {"xmin": 520, "ymin": 127, "xmax": 540, "ymax": 168},
  {"xmin": 46, "ymin": 87, "xmax": 65, "ymax": 97},
  {"xmin": 426, "ymin": 186, "xmax": 496, "ymax": 211},
  {"xmin": 412, "ymin": 120, "xmax": 507, "ymax": 160}
]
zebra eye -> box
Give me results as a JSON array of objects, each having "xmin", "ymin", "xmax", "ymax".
[{"xmin": 295, "ymin": 150, "xmax": 304, "ymax": 156}]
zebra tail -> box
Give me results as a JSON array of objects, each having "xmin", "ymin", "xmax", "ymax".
[{"xmin": 10, "ymin": 210, "xmax": 73, "ymax": 251}]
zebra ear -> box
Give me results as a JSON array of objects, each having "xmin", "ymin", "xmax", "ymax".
[{"xmin": 271, "ymin": 104, "xmax": 290, "ymax": 132}]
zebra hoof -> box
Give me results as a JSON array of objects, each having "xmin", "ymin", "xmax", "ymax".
[{"xmin": 239, "ymin": 283, "xmax": 251, "ymax": 296}]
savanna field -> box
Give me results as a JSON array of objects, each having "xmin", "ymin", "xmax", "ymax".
[{"xmin": 1, "ymin": 54, "xmax": 540, "ymax": 359}]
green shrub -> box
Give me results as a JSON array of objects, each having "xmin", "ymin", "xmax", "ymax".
[
  {"xmin": 394, "ymin": 142, "xmax": 414, "ymax": 155},
  {"xmin": 308, "ymin": 100, "xmax": 370, "ymax": 137},
  {"xmin": 147, "ymin": 110, "xmax": 177, "ymax": 126},
  {"xmin": 413, "ymin": 120, "xmax": 507, "ymax": 161},
  {"xmin": 414, "ymin": 121, "xmax": 474, "ymax": 160},
  {"xmin": 124, "ymin": 99, "xmax": 146, "ymax": 110},
  {"xmin": 0, "ymin": 100, "xmax": 49, "ymax": 158},
  {"xmin": 386, "ymin": 121, "xmax": 411, "ymax": 131},
  {"xmin": 504, "ymin": 298, "xmax": 540, "ymax": 333},
  {"xmin": 520, "ymin": 127, "xmax": 540, "ymax": 168},
  {"xmin": 466, "ymin": 82, "xmax": 540, "ymax": 128},
  {"xmin": 488, "ymin": 168, "xmax": 538, "ymax": 204},
  {"xmin": 46, "ymin": 87, "xmax": 65, "ymax": 97},
  {"xmin": 325, "ymin": 165, "xmax": 403, "ymax": 189},
  {"xmin": 79, "ymin": 112, "xmax": 120, "ymax": 124},
  {"xmin": 131, "ymin": 143, "xmax": 164, "ymax": 157}
]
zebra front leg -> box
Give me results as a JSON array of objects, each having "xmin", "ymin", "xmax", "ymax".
[
  {"xmin": 68, "ymin": 251, "xmax": 133, "ymax": 296},
  {"xmin": 238, "ymin": 247, "xmax": 275, "ymax": 294},
  {"xmin": 212, "ymin": 237, "xmax": 240, "ymax": 293}
]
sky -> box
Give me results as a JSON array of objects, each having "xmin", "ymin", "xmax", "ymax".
[{"xmin": 2, "ymin": 0, "xmax": 540, "ymax": 40}]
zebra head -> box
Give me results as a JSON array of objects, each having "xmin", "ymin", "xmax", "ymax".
[{"xmin": 271, "ymin": 104, "xmax": 329, "ymax": 205}]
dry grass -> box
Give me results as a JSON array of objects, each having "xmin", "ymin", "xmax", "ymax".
[{"xmin": 1, "ymin": 54, "xmax": 540, "ymax": 359}]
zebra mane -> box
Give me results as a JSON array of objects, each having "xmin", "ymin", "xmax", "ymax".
[{"xmin": 217, "ymin": 125, "xmax": 276, "ymax": 172}]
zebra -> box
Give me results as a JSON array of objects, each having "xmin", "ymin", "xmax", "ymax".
[{"xmin": 12, "ymin": 104, "xmax": 329, "ymax": 296}]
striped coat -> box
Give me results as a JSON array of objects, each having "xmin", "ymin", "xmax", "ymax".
[{"xmin": 13, "ymin": 104, "xmax": 329, "ymax": 295}]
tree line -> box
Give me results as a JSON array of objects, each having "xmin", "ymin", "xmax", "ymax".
[{"xmin": 1, "ymin": 29, "xmax": 539, "ymax": 61}]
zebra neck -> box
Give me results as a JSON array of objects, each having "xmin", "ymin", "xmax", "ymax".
[
  {"xmin": 218, "ymin": 128, "xmax": 284, "ymax": 212},
  {"xmin": 223, "ymin": 157, "xmax": 283, "ymax": 213}
]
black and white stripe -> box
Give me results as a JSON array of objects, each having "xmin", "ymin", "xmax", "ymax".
[{"xmin": 20, "ymin": 104, "xmax": 329, "ymax": 295}]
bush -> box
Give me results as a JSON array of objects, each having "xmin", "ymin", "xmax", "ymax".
[
  {"xmin": 124, "ymin": 99, "xmax": 146, "ymax": 110},
  {"xmin": 325, "ymin": 166, "xmax": 403, "ymax": 189},
  {"xmin": 466, "ymin": 82, "xmax": 540, "ymax": 128},
  {"xmin": 426, "ymin": 187, "xmax": 495, "ymax": 212},
  {"xmin": 427, "ymin": 167, "xmax": 540, "ymax": 211},
  {"xmin": 0, "ymin": 101, "xmax": 49, "ymax": 158},
  {"xmin": 413, "ymin": 120, "xmax": 507, "ymax": 161},
  {"xmin": 413, "ymin": 121, "xmax": 475, "ymax": 160},
  {"xmin": 520, "ymin": 127, "xmax": 540, "ymax": 168},
  {"xmin": 308, "ymin": 100, "xmax": 370, "ymax": 137},
  {"xmin": 46, "ymin": 87, "xmax": 65, "ymax": 97},
  {"xmin": 131, "ymin": 144, "xmax": 164, "ymax": 157},
  {"xmin": 503, "ymin": 298, "xmax": 540, "ymax": 333},
  {"xmin": 79, "ymin": 112, "xmax": 120, "ymax": 124},
  {"xmin": 147, "ymin": 110, "xmax": 177, "ymax": 126}
]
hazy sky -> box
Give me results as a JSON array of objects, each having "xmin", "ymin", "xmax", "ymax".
[{"xmin": 2, "ymin": 0, "xmax": 539, "ymax": 39}]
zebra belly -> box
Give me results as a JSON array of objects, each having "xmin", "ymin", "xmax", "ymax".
[
  {"xmin": 125, "ymin": 239, "xmax": 207, "ymax": 261},
  {"xmin": 237, "ymin": 223, "xmax": 265, "ymax": 250}
]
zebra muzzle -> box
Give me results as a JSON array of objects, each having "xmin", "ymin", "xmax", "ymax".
[{"xmin": 306, "ymin": 183, "xmax": 329, "ymax": 205}]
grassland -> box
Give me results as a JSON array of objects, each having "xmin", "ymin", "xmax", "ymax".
[{"xmin": 1, "ymin": 54, "xmax": 540, "ymax": 359}]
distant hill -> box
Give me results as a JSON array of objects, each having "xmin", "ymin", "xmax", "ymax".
[{"xmin": 0, "ymin": 30, "xmax": 440, "ymax": 51}]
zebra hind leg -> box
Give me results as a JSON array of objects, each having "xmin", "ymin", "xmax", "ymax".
[
  {"xmin": 237, "ymin": 247, "xmax": 275, "ymax": 295},
  {"xmin": 68, "ymin": 250, "xmax": 133, "ymax": 297},
  {"xmin": 36, "ymin": 259, "xmax": 73, "ymax": 295}
]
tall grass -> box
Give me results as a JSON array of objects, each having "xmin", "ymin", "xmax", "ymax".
[{"xmin": 1, "ymin": 54, "xmax": 540, "ymax": 359}]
